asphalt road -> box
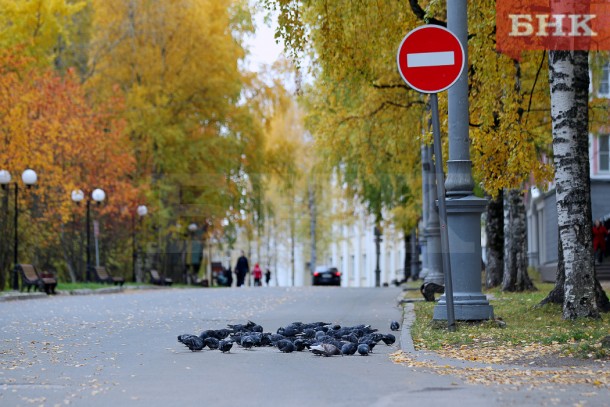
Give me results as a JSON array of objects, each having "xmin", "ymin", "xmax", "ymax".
[{"xmin": 1, "ymin": 287, "xmax": 608, "ymax": 407}]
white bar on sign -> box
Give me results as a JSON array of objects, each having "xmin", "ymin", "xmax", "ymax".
[{"xmin": 407, "ymin": 51, "xmax": 455, "ymax": 68}]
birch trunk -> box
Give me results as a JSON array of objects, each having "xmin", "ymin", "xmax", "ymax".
[
  {"xmin": 485, "ymin": 190, "xmax": 504, "ymax": 288},
  {"xmin": 502, "ymin": 188, "xmax": 535, "ymax": 292},
  {"xmin": 548, "ymin": 50, "xmax": 599, "ymax": 319}
]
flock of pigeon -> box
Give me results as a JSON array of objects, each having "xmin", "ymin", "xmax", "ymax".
[{"xmin": 177, "ymin": 320, "xmax": 401, "ymax": 357}]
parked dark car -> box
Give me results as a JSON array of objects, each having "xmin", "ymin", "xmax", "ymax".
[{"xmin": 312, "ymin": 266, "xmax": 341, "ymax": 286}]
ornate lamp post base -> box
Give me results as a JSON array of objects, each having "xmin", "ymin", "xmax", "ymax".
[{"xmin": 433, "ymin": 195, "xmax": 494, "ymax": 321}]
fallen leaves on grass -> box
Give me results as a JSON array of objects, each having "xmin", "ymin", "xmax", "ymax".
[{"xmin": 389, "ymin": 350, "xmax": 609, "ymax": 388}]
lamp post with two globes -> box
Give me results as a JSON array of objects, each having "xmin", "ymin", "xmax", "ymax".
[
  {"xmin": 71, "ymin": 188, "xmax": 105, "ymax": 282},
  {"xmin": 0, "ymin": 168, "xmax": 38, "ymax": 290}
]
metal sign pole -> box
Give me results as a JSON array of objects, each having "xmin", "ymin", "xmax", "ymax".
[{"xmin": 430, "ymin": 93, "xmax": 456, "ymax": 332}]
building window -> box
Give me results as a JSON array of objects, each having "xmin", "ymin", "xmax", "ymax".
[
  {"xmin": 600, "ymin": 63, "xmax": 610, "ymax": 95},
  {"xmin": 600, "ymin": 135, "xmax": 610, "ymax": 172}
]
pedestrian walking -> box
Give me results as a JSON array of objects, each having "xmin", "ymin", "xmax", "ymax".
[
  {"xmin": 265, "ymin": 268, "xmax": 271, "ymax": 286},
  {"xmin": 234, "ymin": 250, "xmax": 249, "ymax": 287},
  {"xmin": 592, "ymin": 219, "xmax": 608, "ymax": 264},
  {"xmin": 252, "ymin": 263, "xmax": 262, "ymax": 286}
]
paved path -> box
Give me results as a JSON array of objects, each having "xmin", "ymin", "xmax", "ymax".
[{"xmin": 0, "ymin": 287, "xmax": 608, "ymax": 406}]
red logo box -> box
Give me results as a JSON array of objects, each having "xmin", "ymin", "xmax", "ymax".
[{"xmin": 496, "ymin": 0, "xmax": 610, "ymax": 58}]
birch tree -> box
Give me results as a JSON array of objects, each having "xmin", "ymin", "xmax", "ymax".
[{"xmin": 547, "ymin": 50, "xmax": 608, "ymax": 318}]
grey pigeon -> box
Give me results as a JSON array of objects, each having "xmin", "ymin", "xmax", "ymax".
[
  {"xmin": 241, "ymin": 335, "xmax": 255, "ymax": 350},
  {"xmin": 341, "ymin": 342, "xmax": 358, "ymax": 355},
  {"xmin": 310, "ymin": 343, "xmax": 341, "ymax": 357},
  {"xmin": 357, "ymin": 343, "xmax": 370, "ymax": 356},
  {"xmin": 277, "ymin": 339, "xmax": 295, "ymax": 353},
  {"xmin": 390, "ymin": 321, "xmax": 400, "ymax": 331},
  {"xmin": 219, "ymin": 340, "xmax": 233, "ymax": 353}
]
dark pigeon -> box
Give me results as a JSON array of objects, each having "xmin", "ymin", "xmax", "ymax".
[
  {"xmin": 213, "ymin": 329, "xmax": 231, "ymax": 339},
  {"xmin": 357, "ymin": 343, "xmax": 370, "ymax": 356},
  {"xmin": 180, "ymin": 335, "xmax": 205, "ymax": 351},
  {"xmin": 178, "ymin": 334, "xmax": 198, "ymax": 344},
  {"xmin": 381, "ymin": 334, "xmax": 396, "ymax": 346},
  {"xmin": 204, "ymin": 337, "xmax": 220, "ymax": 350},
  {"xmin": 341, "ymin": 342, "xmax": 358, "ymax": 355},
  {"xmin": 277, "ymin": 339, "xmax": 296, "ymax": 353},
  {"xmin": 293, "ymin": 338, "xmax": 306, "ymax": 352},
  {"xmin": 390, "ymin": 321, "xmax": 400, "ymax": 331},
  {"xmin": 219, "ymin": 340, "xmax": 233, "ymax": 353},
  {"xmin": 241, "ymin": 335, "xmax": 255, "ymax": 350}
]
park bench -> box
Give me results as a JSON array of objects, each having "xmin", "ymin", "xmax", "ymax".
[
  {"xmin": 188, "ymin": 273, "xmax": 209, "ymax": 287},
  {"xmin": 17, "ymin": 264, "xmax": 57, "ymax": 295},
  {"xmin": 90, "ymin": 266, "xmax": 125, "ymax": 286},
  {"xmin": 149, "ymin": 269, "xmax": 173, "ymax": 286}
]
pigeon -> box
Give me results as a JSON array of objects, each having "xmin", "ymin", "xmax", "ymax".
[
  {"xmin": 310, "ymin": 343, "xmax": 341, "ymax": 357},
  {"xmin": 381, "ymin": 334, "xmax": 396, "ymax": 346},
  {"xmin": 357, "ymin": 343, "xmax": 370, "ymax": 356},
  {"xmin": 179, "ymin": 335, "xmax": 205, "ymax": 351},
  {"xmin": 241, "ymin": 335, "xmax": 255, "ymax": 350},
  {"xmin": 213, "ymin": 329, "xmax": 231, "ymax": 339},
  {"xmin": 390, "ymin": 321, "xmax": 400, "ymax": 331},
  {"xmin": 277, "ymin": 339, "xmax": 295, "ymax": 353},
  {"xmin": 204, "ymin": 337, "xmax": 220, "ymax": 350},
  {"xmin": 341, "ymin": 342, "xmax": 358, "ymax": 355},
  {"xmin": 293, "ymin": 338, "xmax": 307, "ymax": 351},
  {"xmin": 300, "ymin": 328, "xmax": 316, "ymax": 339},
  {"xmin": 177, "ymin": 334, "xmax": 198, "ymax": 343},
  {"xmin": 219, "ymin": 340, "xmax": 233, "ymax": 353}
]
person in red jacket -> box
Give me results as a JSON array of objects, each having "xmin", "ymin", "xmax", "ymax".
[
  {"xmin": 592, "ymin": 219, "xmax": 608, "ymax": 264},
  {"xmin": 252, "ymin": 263, "xmax": 263, "ymax": 286}
]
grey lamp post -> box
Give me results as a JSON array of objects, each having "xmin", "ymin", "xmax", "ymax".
[
  {"xmin": 132, "ymin": 205, "xmax": 147, "ymax": 282},
  {"xmin": 433, "ymin": 1, "xmax": 494, "ymax": 321},
  {"xmin": 187, "ymin": 223, "xmax": 197, "ymax": 283},
  {"xmin": 71, "ymin": 188, "xmax": 105, "ymax": 282},
  {"xmin": 0, "ymin": 169, "xmax": 37, "ymax": 290}
]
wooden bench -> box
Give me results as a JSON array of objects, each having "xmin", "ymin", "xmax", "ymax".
[
  {"xmin": 149, "ymin": 269, "xmax": 173, "ymax": 286},
  {"xmin": 17, "ymin": 264, "xmax": 57, "ymax": 295},
  {"xmin": 188, "ymin": 273, "xmax": 208, "ymax": 287},
  {"xmin": 90, "ymin": 266, "xmax": 125, "ymax": 286}
]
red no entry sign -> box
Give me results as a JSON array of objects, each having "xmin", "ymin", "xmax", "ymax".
[{"xmin": 397, "ymin": 25, "xmax": 465, "ymax": 93}]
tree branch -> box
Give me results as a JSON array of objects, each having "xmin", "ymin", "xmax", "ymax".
[{"xmin": 408, "ymin": 0, "xmax": 447, "ymax": 27}]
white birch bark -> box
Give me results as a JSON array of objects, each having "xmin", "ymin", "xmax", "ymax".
[{"xmin": 548, "ymin": 50, "xmax": 598, "ymax": 319}]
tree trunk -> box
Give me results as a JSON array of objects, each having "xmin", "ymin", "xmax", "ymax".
[
  {"xmin": 59, "ymin": 224, "xmax": 77, "ymax": 283},
  {"xmin": 485, "ymin": 190, "xmax": 504, "ymax": 288},
  {"xmin": 0, "ymin": 190, "xmax": 10, "ymax": 290},
  {"xmin": 538, "ymin": 236, "xmax": 610, "ymax": 312},
  {"xmin": 548, "ymin": 50, "xmax": 599, "ymax": 319},
  {"xmin": 538, "ymin": 233, "xmax": 566, "ymax": 306},
  {"xmin": 404, "ymin": 231, "xmax": 412, "ymax": 282},
  {"xmin": 502, "ymin": 188, "xmax": 536, "ymax": 292},
  {"xmin": 308, "ymin": 182, "xmax": 316, "ymax": 274}
]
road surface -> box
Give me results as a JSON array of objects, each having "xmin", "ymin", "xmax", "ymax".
[{"xmin": 1, "ymin": 287, "xmax": 607, "ymax": 406}]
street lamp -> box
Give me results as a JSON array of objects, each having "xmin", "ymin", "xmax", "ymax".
[
  {"xmin": 132, "ymin": 205, "xmax": 147, "ymax": 282},
  {"xmin": 71, "ymin": 187, "xmax": 105, "ymax": 282},
  {"xmin": 0, "ymin": 169, "xmax": 38, "ymax": 290},
  {"xmin": 374, "ymin": 226, "xmax": 382, "ymax": 288}
]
